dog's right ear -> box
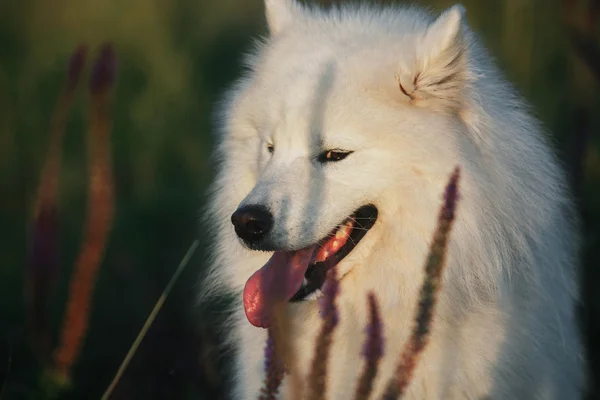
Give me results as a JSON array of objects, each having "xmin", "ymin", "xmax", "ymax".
[
  {"xmin": 265, "ymin": 0, "xmax": 303, "ymax": 35},
  {"xmin": 396, "ymin": 5, "xmax": 469, "ymax": 113}
]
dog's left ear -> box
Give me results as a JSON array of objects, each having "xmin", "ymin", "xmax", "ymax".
[{"xmin": 397, "ymin": 5, "xmax": 469, "ymax": 112}]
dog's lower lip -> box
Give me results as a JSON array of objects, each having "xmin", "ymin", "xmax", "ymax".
[{"xmin": 289, "ymin": 204, "xmax": 378, "ymax": 302}]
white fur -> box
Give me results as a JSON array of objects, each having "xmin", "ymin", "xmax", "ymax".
[{"xmin": 203, "ymin": 1, "xmax": 585, "ymax": 398}]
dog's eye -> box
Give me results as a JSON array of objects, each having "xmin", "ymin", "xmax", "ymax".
[
  {"xmin": 266, "ymin": 144, "xmax": 274, "ymax": 154},
  {"xmin": 318, "ymin": 149, "xmax": 353, "ymax": 163}
]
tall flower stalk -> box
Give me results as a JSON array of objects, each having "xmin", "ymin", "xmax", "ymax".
[
  {"xmin": 259, "ymin": 326, "xmax": 285, "ymax": 400},
  {"xmin": 354, "ymin": 292, "xmax": 384, "ymax": 400},
  {"xmin": 306, "ymin": 267, "xmax": 340, "ymax": 400},
  {"xmin": 50, "ymin": 44, "xmax": 117, "ymax": 387},
  {"xmin": 27, "ymin": 45, "xmax": 87, "ymax": 360},
  {"xmin": 382, "ymin": 167, "xmax": 460, "ymax": 399}
]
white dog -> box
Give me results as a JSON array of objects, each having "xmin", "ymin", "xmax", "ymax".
[{"xmin": 204, "ymin": 1, "xmax": 585, "ymax": 398}]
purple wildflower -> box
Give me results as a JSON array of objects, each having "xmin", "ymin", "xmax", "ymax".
[
  {"xmin": 27, "ymin": 202, "xmax": 60, "ymax": 359},
  {"xmin": 90, "ymin": 43, "xmax": 116, "ymax": 94},
  {"xmin": 353, "ymin": 292, "xmax": 384, "ymax": 400},
  {"xmin": 307, "ymin": 267, "xmax": 340, "ymax": 400},
  {"xmin": 66, "ymin": 45, "xmax": 88, "ymax": 90},
  {"xmin": 383, "ymin": 167, "xmax": 460, "ymax": 399},
  {"xmin": 27, "ymin": 45, "xmax": 88, "ymax": 360},
  {"xmin": 354, "ymin": 292, "xmax": 384, "ymax": 400},
  {"xmin": 51, "ymin": 45, "xmax": 116, "ymax": 386},
  {"xmin": 362, "ymin": 293, "xmax": 384, "ymax": 360},
  {"xmin": 259, "ymin": 328, "xmax": 285, "ymax": 400},
  {"xmin": 318, "ymin": 268, "xmax": 340, "ymax": 325}
]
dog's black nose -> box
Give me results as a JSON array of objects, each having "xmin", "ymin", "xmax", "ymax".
[{"xmin": 231, "ymin": 205, "xmax": 273, "ymax": 244}]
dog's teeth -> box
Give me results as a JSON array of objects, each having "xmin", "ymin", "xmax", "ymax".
[
  {"xmin": 336, "ymin": 224, "xmax": 352, "ymax": 239},
  {"xmin": 331, "ymin": 240, "xmax": 340, "ymax": 250}
]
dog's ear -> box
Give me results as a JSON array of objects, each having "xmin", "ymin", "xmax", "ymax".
[
  {"xmin": 397, "ymin": 5, "xmax": 469, "ymax": 113},
  {"xmin": 265, "ymin": 0, "xmax": 303, "ymax": 35}
]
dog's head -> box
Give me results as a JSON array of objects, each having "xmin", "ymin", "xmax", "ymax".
[{"xmin": 222, "ymin": 0, "xmax": 476, "ymax": 328}]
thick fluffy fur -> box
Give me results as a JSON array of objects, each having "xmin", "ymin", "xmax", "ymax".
[{"xmin": 204, "ymin": 1, "xmax": 585, "ymax": 398}]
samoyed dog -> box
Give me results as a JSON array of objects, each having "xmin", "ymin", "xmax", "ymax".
[{"xmin": 204, "ymin": 0, "xmax": 585, "ymax": 398}]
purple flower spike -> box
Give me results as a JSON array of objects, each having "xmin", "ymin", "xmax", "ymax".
[
  {"xmin": 307, "ymin": 267, "xmax": 340, "ymax": 400},
  {"xmin": 52, "ymin": 43, "xmax": 116, "ymax": 384},
  {"xmin": 27, "ymin": 202, "xmax": 61, "ymax": 357},
  {"xmin": 362, "ymin": 293, "xmax": 383, "ymax": 360},
  {"xmin": 354, "ymin": 292, "xmax": 384, "ymax": 400},
  {"xmin": 442, "ymin": 167, "xmax": 460, "ymax": 221},
  {"xmin": 28, "ymin": 203, "xmax": 60, "ymax": 277},
  {"xmin": 90, "ymin": 43, "xmax": 117, "ymax": 94},
  {"xmin": 383, "ymin": 167, "xmax": 461, "ymax": 400},
  {"xmin": 67, "ymin": 45, "xmax": 87, "ymax": 90},
  {"xmin": 319, "ymin": 268, "xmax": 340, "ymax": 326},
  {"xmin": 259, "ymin": 328, "xmax": 285, "ymax": 400}
]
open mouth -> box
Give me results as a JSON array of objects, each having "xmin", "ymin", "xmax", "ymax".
[
  {"xmin": 289, "ymin": 205, "xmax": 378, "ymax": 302},
  {"xmin": 242, "ymin": 205, "xmax": 378, "ymax": 328}
]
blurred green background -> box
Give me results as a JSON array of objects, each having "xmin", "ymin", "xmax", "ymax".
[{"xmin": 1, "ymin": 0, "xmax": 599, "ymax": 398}]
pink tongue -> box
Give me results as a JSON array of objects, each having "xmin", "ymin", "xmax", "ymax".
[{"xmin": 243, "ymin": 247, "xmax": 316, "ymax": 328}]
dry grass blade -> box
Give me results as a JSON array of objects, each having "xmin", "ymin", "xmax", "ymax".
[
  {"xmin": 382, "ymin": 167, "xmax": 460, "ymax": 400},
  {"xmin": 101, "ymin": 240, "xmax": 200, "ymax": 400}
]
